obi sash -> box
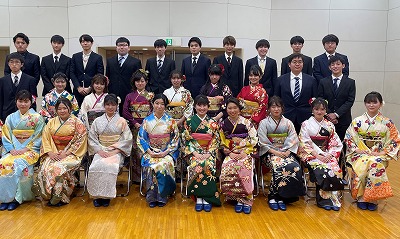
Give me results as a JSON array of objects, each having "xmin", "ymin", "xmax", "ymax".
[
  {"xmin": 241, "ymin": 100, "xmax": 259, "ymax": 118},
  {"xmin": 13, "ymin": 129, "xmax": 35, "ymax": 143},
  {"xmin": 130, "ymin": 102, "xmax": 151, "ymax": 119},
  {"xmin": 87, "ymin": 110, "xmax": 105, "ymax": 126},
  {"xmin": 267, "ymin": 132, "xmax": 288, "ymax": 148},
  {"xmin": 148, "ymin": 133, "xmax": 170, "ymax": 150},
  {"xmin": 166, "ymin": 101, "xmax": 186, "ymax": 119},
  {"xmin": 310, "ymin": 135, "xmax": 329, "ymax": 151},
  {"xmin": 99, "ymin": 134, "xmax": 121, "ymax": 147},
  {"xmin": 208, "ymin": 97, "xmax": 223, "ymax": 111},
  {"xmin": 51, "ymin": 135, "xmax": 74, "ymax": 150},
  {"xmin": 358, "ymin": 132, "xmax": 384, "ymax": 149},
  {"xmin": 191, "ymin": 133, "xmax": 212, "ymax": 151}
]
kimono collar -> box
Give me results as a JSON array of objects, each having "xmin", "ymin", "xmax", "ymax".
[{"xmin": 196, "ymin": 114, "xmax": 207, "ymax": 121}]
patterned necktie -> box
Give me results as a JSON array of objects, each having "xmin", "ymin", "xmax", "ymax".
[
  {"xmin": 118, "ymin": 56, "xmax": 125, "ymax": 67},
  {"xmin": 192, "ymin": 57, "xmax": 197, "ymax": 68},
  {"xmin": 328, "ymin": 54, "xmax": 333, "ymax": 60},
  {"xmin": 54, "ymin": 55, "xmax": 59, "ymax": 63},
  {"xmin": 333, "ymin": 78, "xmax": 339, "ymax": 92},
  {"xmin": 157, "ymin": 59, "xmax": 162, "ymax": 72},
  {"xmin": 227, "ymin": 56, "xmax": 231, "ymax": 65},
  {"xmin": 293, "ymin": 77, "xmax": 300, "ymax": 102},
  {"xmin": 14, "ymin": 75, "xmax": 19, "ymax": 87},
  {"xmin": 260, "ymin": 58, "xmax": 265, "ymax": 73},
  {"xmin": 83, "ymin": 53, "xmax": 90, "ymax": 69}
]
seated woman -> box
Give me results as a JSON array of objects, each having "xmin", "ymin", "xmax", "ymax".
[
  {"xmin": 199, "ymin": 64, "xmax": 232, "ymax": 121},
  {"xmin": 137, "ymin": 94, "xmax": 179, "ymax": 208},
  {"xmin": 219, "ymin": 98, "xmax": 258, "ymax": 214},
  {"xmin": 237, "ymin": 65, "xmax": 268, "ymax": 128},
  {"xmin": 345, "ymin": 91, "xmax": 400, "ymax": 211},
  {"xmin": 183, "ymin": 95, "xmax": 221, "ymax": 212},
  {"xmin": 0, "ymin": 90, "xmax": 44, "ymax": 211},
  {"xmin": 32, "ymin": 98, "xmax": 88, "ymax": 206},
  {"xmin": 298, "ymin": 98, "xmax": 343, "ymax": 211},
  {"xmin": 123, "ymin": 69, "xmax": 154, "ymax": 183},
  {"xmin": 87, "ymin": 94, "xmax": 133, "ymax": 207},
  {"xmin": 258, "ymin": 96, "xmax": 305, "ymax": 211},
  {"xmin": 40, "ymin": 72, "xmax": 79, "ymax": 123},
  {"xmin": 79, "ymin": 74, "xmax": 108, "ymax": 129}
]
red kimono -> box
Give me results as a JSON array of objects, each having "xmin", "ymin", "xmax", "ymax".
[{"xmin": 237, "ymin": 84, "xmax": 268, "ymax": 126}]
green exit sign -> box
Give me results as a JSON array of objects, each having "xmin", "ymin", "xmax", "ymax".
[{"xmin": 166, "ymin": 38, "xmax": 172, "ymax": 46}]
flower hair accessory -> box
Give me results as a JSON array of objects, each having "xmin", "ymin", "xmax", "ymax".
[
  {"xmin": 218, "ymin": 64, "xmax": 225, "ymax": 74},
  {"xmin": 117, "ymin": 96, "xmax": 121, "ymax": 105},
  {"xmin": 105, "ymin": 76, "xmax": 110, "ymax": 86},
  {"xmin": 139, "ymin": 69, "xmax": 149, "ymax": 78},
  {"xmin": 308, "ymin": 97, "xmax": 316, "ymax": 106},
  {"xmin": 182, "ymin": 75, "xmax": 186, "ymax": 82}
]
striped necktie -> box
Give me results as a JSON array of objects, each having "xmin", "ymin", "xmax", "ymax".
[
  {"xmin": 157, "ymin": 59, "xmax": 162, "ymax": 72},
  {"xmin": 293, "ymin": 77, "xmax": 300, "ymax": 102},
  {"xmin": 14, "ymin": 75, "xmax": 19, "ymax": 87}
]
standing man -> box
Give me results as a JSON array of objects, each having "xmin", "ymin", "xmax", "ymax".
[
  {"xmin": 213, "ymin": 35, "xmax": 243, "ymax": 97},
  {"xmin": 4, "ymin": 33, "xmax": 40, "ymax": 85},
  {"xmin": 181, "ymin": 37, "xmax": 211, "ymax": 98},
  {"xmin": 244, "ymin": 39, "xmax": 277, "ymax": 96},
  {"xmin": 318, "ymin": 55, "xmax": 355, "ymax": 140},
  {"xmin": 106, "ymin": 37, "xmax": 142, "ymax": 113},
  {"xmin": 145, "ymin": 39, "xmax": 175, "ymax": 95},
  {"xmin": 281, "ymin": 36, "xmax": 312, "ymax": 76},
  {"xmin": 40, "ymin": 35, "xmax": 72, "ymax": 96},
  {"xmin": 313, "ymin": 34, "xmax": 349, "ymax": 83},
  {"xmin": 275, "ymin": 53, "xmax": 318, "ymax": 133},
  {"xmin": 70, "ymin": 34, "xmax": 104, "ymax": 106}
]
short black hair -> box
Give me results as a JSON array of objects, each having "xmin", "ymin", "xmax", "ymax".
[
  {"xmin": 15, "ymin": 90, "xmax": 32, "ymax": 102},
  {"xmin": 7, "ymin": 52, "xmax": 25, "ymax": 64},
  {"xmin": 226, "ymin": 97, "xmax": 244, "ymax": 110},
  {"xmin": 152, "ymin": 94, "xmax": 169, "ymax": 106},
  {"xmin": 104, "ymin": 93, "xmax": 118, "ymax": 105},
  {"xmin": 13, "ymin": 33, "xmax": 29, "ymax": 44},
  {"xmin": 248, "ymin": 65, "xmax": 263, "ymax": 77},
  {"xmin": 169, "ymin": 69, "xmax": 183, "ymax": 79},
  {"xmin": 255, "ymin": 39, "xmax": 270, "ymax": 49},
  {"xmin": 268, "ymin": 96, "xmax": 284, "ymax": 111},
  {"xmin": 116, "ymin": 37, "xmax": 130, "ymax": 46},
  {"xmin": 288, "ymin": 53, "xmax": 304, "ymax": 63},
  {"xmin": 154, "ymin": 39, "xmax": 167, "ymax": 48},
  {"xmin": 52, "ymin": 72, "xmax": 68, "ymax": 82},
  {"xmin": 194, "ymin": 95, "xmax": 210, "ymax": 106},
  {"xmin": 328, "ymin": 55, "xmax": 346, "ymax": 65},
  {"xmin": 322, "ymin": 34, "xmax": 339, "ymax": 45},
  {"xmin": 208, "ymin": 64, "xmax": 223, "ymax": 76},
  {"xmin": 55, "ymin": 97, "xmax": 73, "ymax": 111},
  {"xmin": 364, "ymin": 91, "xmax": 383, "ymax": 104},
  {"xmin": 79, "ymin": 34, "xmax": 94, "ymax": 43},
  {"xmin": 311, "ymin": 97, "xmax": 328, "ymax": 109},
  {"xmin": 51, "ymin": 35, "xmax": 65, "ymax": 45},
  {"xmin": 131, "ymin": 69, "xmax": 148, "ymax": 90},
  {"xmin": 223, "ymin": 36, "xmax": 236, "ymax": 46},
  {"xmin": 290, "ymin": 36, "xmax": 304, "ymax": 45},
  {"xmin": 91, "ymin": 74, "xmax": 108, "ymax": 93},
  {"xmin": 188, "ymin": 37, "xmax": 202, "ymax": 47}
]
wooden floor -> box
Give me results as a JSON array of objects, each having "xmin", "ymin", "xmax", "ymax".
[{"xmin": 1, "ymin": 163, "xmax": 400, "ymax": 239}]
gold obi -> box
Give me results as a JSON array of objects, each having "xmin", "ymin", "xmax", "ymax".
[
  {"xmin": 13, "ymin": 129, "xmax": 35, "ymax": 143},
  {"xmin": 241, "ymin": 100, "xmax": 259, "ymax": 118},
  {"xmin": 191, "ymin": 133, "xmax": 212, "ymax": 151},
  {"xmin": 267, "ymin": 133, "xmax": 288, "ymax": 148},
  {"xmin": 310, "ymin": 135, "xmax": 329, "ymax": 151},
  {"xmin": 359, "ymin": 132, "xmax": 384, "ymax": 149},
  {"xmin": 208, "ymin": 97, "xmax": 222, "ymax": 111},
  {"xmin": 87, "ymin": 110, "xmax": 105, "ymax": 126},
  {"xmin": 149, "ymin": 133, "xmax": 170, "ymax": 150},
  {"xmin": 130, "ymin": 102, "xmax": 151, "ymax": 119},
  {"xmin": 52, "ymin": 135, "xmax": 74, "ymax": 150},
  {"xmin": 166, "ymin": 101, "xmax": 186, "ymax": 119},
  {"xmin": 99, "ymin": 134, "xmax": 120, "ymax": 147}
]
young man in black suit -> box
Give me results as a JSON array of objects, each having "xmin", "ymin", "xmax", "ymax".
[
  {"xmin": 40, "ymin": 35, "xmax": 72, "ymax": 96},
  {"xmin": 313, "ymin": 34, "xmax": 350, "ymax": 83},
  {"xmin": 181, "ymin": 37, "xmax": 211, "ymax": 98},
  {"xmin": 70, "ymin": 34, "xmax": 104, "ymax": 106},
  {"xmin": 212, "ymin": 35, "xmax": 243, "ymax": 97},
  {"xmin": 318, "ymin": 55, "xmax": 355, "ymax": 140},
  {"xmin": 244, "ymin": 39, "xmax": 277, "ymax": 96},
  {"xmin": 281, "ymin": 36, "xmax": 312, "ymax": 76},
  {"xmin": 0, "ymin": 53, "xmax": 37, "ymax": 121},
  {"xmin": 106, "ymin": 37, "xmax": 142, "ymax": 113},
  {"xmin": 145, "ymin": 39, "xmax": 176, "ymax": 95},
  {"xmin": 4, "ymin": 33, "xmax": 40, "ymax": 85},
  {"xmin": 275, "ymin": 53, "xmax": 318, "ymax": 133}
]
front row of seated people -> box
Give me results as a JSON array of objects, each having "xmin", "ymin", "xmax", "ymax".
[{"xmin": 0, "ymin": 89, "xmax": 398, "ymax": 214}]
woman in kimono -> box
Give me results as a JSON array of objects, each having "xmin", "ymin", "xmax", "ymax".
[
  {"xmin": 137, "ymin": 94, "xmax": 179, "ymax": 208},
  {"xmin": 237, "ymin": 65, "xmax": 268, "ymax": 128},
  {"xmin": 298, "ymin": 97, "xmax": 343, "ymax": 211},
  {"xmin": 0, "ymin": 90, "xmax": 44, "ymax": 211},
  {"xmin": 32, "ymin": 98, "xmax": 88, "ymax": 206},
  {"xmin": 87, "ymin": 94, "xmax": 133, "ymax": 207},
  {"xmin": 220, "ymin": 98, "xmax": 258, "ymax": 214},
  {"xmin": 345, "ymin": 91, "xmax": 400, "ymax": 211},
  {"xmin": 163, "ymin": 70, "xmax": 193, "ymax": 126},
  {"xmin": 258, "ymin": 96, "xmax": 305, "ymax": 211},
  {"xmin": 183, "ymin": 95, "xmax": 221, "ymax": 212},
  {"xmin": 79, "ymin": 74, "xmax": 108, "ymax": 129},
  {"xmin": 123, "ymin": 69, "xmax": 154, "ymax": 183},
  {"xmin": 199, "ymin": 64, "xmax": 232, "ymax": 121},
  {"xmin": 40, "ymin": 72, "xmax": 79, "ymax": 123}
]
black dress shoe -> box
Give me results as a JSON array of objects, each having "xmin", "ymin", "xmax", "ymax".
[
  {"xmin": 0, "ymin": 203, "xmax": 9, "ymax": 211},
  {"xmin": 93, "ymin": 199, "xmax": 102, "ymax": 207},
  {"xmin": 149, "ymin": 202, "xmax": 157, "ymax": 208},
  {"xmin": 7, "ymin": 202, "xmax": 19, "ymax": 211},
  {"xmin": 102, "ymin": 199, "xmax": 110, "ymax": 207}
]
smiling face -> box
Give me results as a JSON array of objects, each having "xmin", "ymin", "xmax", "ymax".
[
  {"xmin": 224, "ymin": 43, "xmax": 235, "ymax": 55},
  {"xmin": 365, "ymin": 99, "xmax": 382, "ymax": 117},
  {"xmin": 329, "ymin": 60, "xmax": 345, "ymax": 77},
  {"xmin": 171, "ymin": 74, "xmax": 182, "ymax": 88},
  {"xmin": 226, "ymin": 102, "xmax": 241, "ymax": 119},
  {"xmin": 93, "ymin": 81, "xmax": 106, "ymax": 94},
  {"xmin": 257, "ymin": 46, "xmax": 269, "ymax": 58},
  {"xmin": 135, "ymin": 77, "xmax": 147, "ymax": 91},
  {"xmin": 105, "ymin": 102, "xmax": 117, "ymax": 116},
  {"xmin": 249, "ymin": 73, "xmax": 260, "ymax": 86},
  {"xmin": 16, "ymin": 98, "xmax": 32, "ymax": 114},
  {"xmin": 116, "ymin": 42, "xmax": 130, "ymax": 56},
  {"xmin": 195, "ymin": 103, "xmax": 209, "ymax": 118},
  {"xmin": 269, "ymin": 104, "xmax": 283, "ymax": 119},
  {"xmin": 312, "ymin": 104, "xmax": 326, "ymax": 122},
  {"xmin": 56, "ymin": 103, "xmax": 71, "ymax": 120},
  {"xmin": 289, "ymin": 56, "xmax": 303, "ymax": 75},
  {"xmin": 54, "ymin": 78, "xmax": 67, "ymax": 93}
]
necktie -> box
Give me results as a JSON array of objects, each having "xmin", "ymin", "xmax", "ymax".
[
  {"xmin": 118, "ymin": 56, "xmax": 125, "ymax": 67},
  {"xmin": 54, "ymin": 55, "xmax": 59, "ymax": 63},
  {"xmin": 260, "ymin": 58, "xmax": 265, "ymax": 73},
  {"xmin": 293, "ymin": 77, "xmax": 300, "ymax": 102},
  {"xmin": 333, "ymin": 78, "xmax": 339, "ymax": 92},
  {"xmin": 227, "ymin": 56, "xmax": 231, "ymax": 65},
  {"xmin": 328, "ymin": 54, "xmax": 333, "ymax": 60},
  {"xmin": 192, "ymin": 57, "xmax": 197, "ymax": 68},
  {"xmin": 83, "ymin": 54, "xmax": 89, "ymax": 69},
  {"xmin": 157, "ymin": 59, "xmax": 162, "ymax": 72},
  {"xmin": 14, "ymin": 75, "xmax": 19, "ymax": 87}
]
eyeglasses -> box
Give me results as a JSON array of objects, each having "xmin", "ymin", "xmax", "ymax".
[
  {"xmin": 291, "ymin": 60, "xmax": 303, "ymax": 65},
  {"xmin": 9, "ymin": 60, "xmax": 22, "ymax": 65}
]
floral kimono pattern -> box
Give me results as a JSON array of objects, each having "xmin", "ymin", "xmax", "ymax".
[
  {"xmin": 32, "ymin": 115, "xmax": 88, "ymax": 204},
  {"xmin": 258, "ymin": 116, "xmax": 305, "ymax": 202},
  {"xmin": 298, "ymin": 116, "xmax": 343, "ymax": 208},
  {"xmin": 345, "ymin": 113, "xmax": 400, "ymax": 202},
  {"xmin": 0, "ymin": 109, "xmax": 44, "ymax": 203},
  {"xmin": 237, "ymin": 84, "xmax": 268, "ymax": 127},
  {"xmin": 40, "ymin": 89, "xmax": 79, "ymax": 123},
  {"xmin": 219, "ymin": 116, "xmax": 258, "ymax": 205},
  {"xmin": 87, "ymin": 113, "xmax": 133, "ymax": 199},
  {"xmin": 163, "ymin": 86, "xmax": 193, "ymax": 120},
  {"xmin": 199, "ymin": 83, "xmax": 232, "ymax": 118},
  {"xmin": 79, "ymin": 92, "xmax": 108, "ymax": 129},
  {"xmin": 137, "ymin": 113, "xmax": 179, "ymax": 204},
  {"xmin": 183, "ymin": 114, "xmax": 221, "ymax": 205}
]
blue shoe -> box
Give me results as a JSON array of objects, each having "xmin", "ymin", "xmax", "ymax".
[
  {"xmin": 0, "ymin": 203, "xmax": 9, "ymax": 211},
  {"xmin": 268, "ymin": 202, "xmax": 279, "ymax": 211},
  {"xmin": 102, "ymin": 199, "xmax": 110, "ymax": 207},
  {"xmin": 332, "ymin": 206, "xmax": 340, "ymax": 211},
  {"xmin": 149, "ymin": 202, "xmax": 157, "ymax": 208},
  {"xmin": 55, "ymin": 201, "xmax": 67, "ymax": 207},
  {"xmin": 203, "ymin": 204, "xmax": 212, "ymax": 212},
  {"xmin": 243, "ymin": 205, "xmax": 252, "ymax": 214},
  {"xmin": 158, "ymin": 202, "xmax": 166, "ymax": 207},
  {"xmin": 318, "ymin": 204, "xmax": 331, "ymax": 211},
  {"xmin": 235, "ymin": 204, "xmax": 243, "ymax": 213},
  {"xmin": 357, "ymin": 202, "xmax": 368, "ymax": 210},
  {"xmin": 278, "ymin": 202, "xmax": 287, "ymax": 211},
  {"xmin": 93, "ymin": 199, "xmax": 102, "ymax": 207},
  {"xmin": 367, "ymin": 203, "xmax": 377, "ymax": 211},
  {"xmin": 7, "ymin": 202, "xmax": 19, "ymax": 211},
  {"xmin": 195, "ymin": 203, "xmax": 203, "ymax": 212}
]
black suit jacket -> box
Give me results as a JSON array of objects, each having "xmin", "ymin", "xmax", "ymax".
[
  {"xmin": 281, "ymin": 54, "xmax": 313, "ymax": 76},
  {"xmin": 213, "ymin": 54, "xmax": 243, "ymax": 97},
  {"xmin": 318, "ymin": 75, "xmax": 356, "ymax": 140},
  {"xmin": 313, "ymin": 52, "xmax": 349, "ymax": 82},
  {"xmin": 244, "ymin": 56, "xmax": 277, "ymax": 96},
  {"xmin": 40, "ymin": 53, "xmax": 72, "ymax": 96},
  {"xmin": 275, "ymin": 73, "xmax": 317, "ymax": 126},
  {"xmin": 145, "ymin": 57, "xmax": 175, "ymax": 95},
  {"xmin": 0, "ymin": 73, "xmax": 37, "ymax": 121},
  {"xmin": 4, "ymin": 51, "xmax": 40, "ymax": 85},
  {"xmin": 181, "ymin": 54, "xmax": 211, "ymax": 98}
]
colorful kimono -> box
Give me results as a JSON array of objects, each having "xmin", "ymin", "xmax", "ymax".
[
  {"xmin": 137, "ymin": 113, "xmax": 179, "ymax": 204},
  {"xmin": 87, "ymin": 113, "xmax": 133, "ymax": 199},
  {"xmin": 123, "ymin": 90, "xmax": 154, "ymax": 182},
  {"xmin": 79, "ymin": 92, "xmax": 108, "ymax": 129},
  {"xmin": 40, "ymin": 89, "xmax": 79, "ymax": 123},
  {"xmin": 199, "ymin": 82, "xmax": 232, "ymax": 118},
  {"xmin": 183, "ymin": 114, "xmax": 221, "ymax": 205},
  {"xmin": 298, "ymin": 116, "xmax": 343, "ymax": 208},
  {"xmin": 163, "ymin": 86, "xmax": 193, "ymax": 120},
  {"xmin": 32, "ymin": 115, "xmax": 88, "ymax": 204},
  {"xmin": 237, "ymin": 84, "xmax": 268, "ymax": 127},
  {"xmin": 219, "ymin": 116, "xmax": 258, "ymax": 205},
  {"xmin": 258, "ymin": 116, "xmax": 305, "ymax": 202},
  {"xmin": 0, "ymin": 109, "xmax": 44, "ymax": 203},
  {"xmin": 345, "ymin": 113, "xmax": 400, "ymax": 202}
]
